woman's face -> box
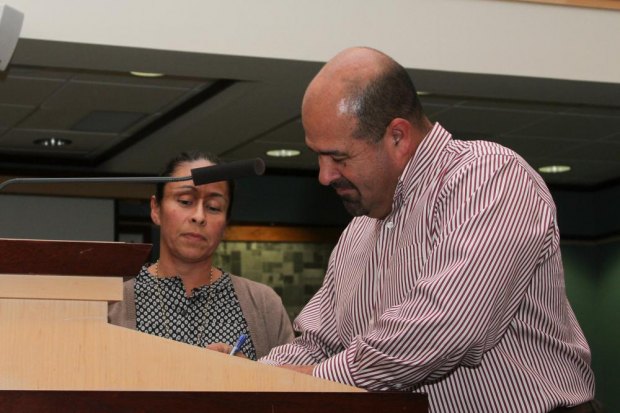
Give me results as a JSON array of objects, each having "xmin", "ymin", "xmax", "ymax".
[{"xmin": 151, "ymin": 159, "xmax": 229, "ymax": 264}]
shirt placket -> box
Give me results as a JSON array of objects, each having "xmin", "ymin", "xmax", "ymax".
[{"xmin": 366, "ymin": 191, "xmax": 402, "ymax": 332}]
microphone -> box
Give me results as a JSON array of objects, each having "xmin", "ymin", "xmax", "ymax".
[
  {"xmin": 0, "ymin": 158, "xmax": 266, "ymax": 191},
  {"xmin": 191, "ymin": 157, "xmax": 265, "ymax": 186}
]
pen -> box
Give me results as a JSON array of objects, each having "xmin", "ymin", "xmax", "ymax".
[{"xmin": 229, "ymin": 334, "xmax": 248, "ymax": 356}]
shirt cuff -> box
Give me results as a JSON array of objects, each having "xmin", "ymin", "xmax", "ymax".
[{"xmin": 313, "ymin": 349, "xmax": 357, "ymax": 387}]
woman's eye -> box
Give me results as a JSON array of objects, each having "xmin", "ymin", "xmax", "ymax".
[{"xmin": 178, "ymin": 198, "xmax": 192, "ymax": 206}]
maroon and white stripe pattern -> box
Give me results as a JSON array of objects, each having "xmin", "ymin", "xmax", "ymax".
[{"xmin": 261, "ymin": 123, "xmax": 594, "ymax": 412}]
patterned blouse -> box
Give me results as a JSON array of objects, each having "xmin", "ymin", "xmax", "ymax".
[{"xmin": 135, "ymin": 263, "xmax": 257, "ymax": 360}]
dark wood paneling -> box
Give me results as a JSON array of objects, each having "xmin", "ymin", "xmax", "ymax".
[
  {"xmin": 0, "ymin": 391, "xmax": 429, "ymax": 413},
  {"xmin": 0, "ymin": 238, "xmax": 151, "ymax": 276}
]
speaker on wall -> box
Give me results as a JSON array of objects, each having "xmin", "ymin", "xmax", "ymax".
[{"xmin": 0, "ymin": 4, "xmax": 24, "ymax": 71}]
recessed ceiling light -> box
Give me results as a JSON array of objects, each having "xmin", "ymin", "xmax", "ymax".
[
  {"xmin": 129, "ymin": 71, "xmax": 165, "ymax": 78},
  {"xmin": 266, "ymin": 149, "xmax": 301, "ymax": 158},
  {"xmin": 538, "ymin": 165, "xmax": 571, "ymax": 174},
  {"xmin": 34, "ymin": 137, "xmax": 72, "ymax": 147}
]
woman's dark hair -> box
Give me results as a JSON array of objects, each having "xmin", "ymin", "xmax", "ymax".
[{"xmin": 155, "ymin": 151, "xmax": 235, "ymax": 221}]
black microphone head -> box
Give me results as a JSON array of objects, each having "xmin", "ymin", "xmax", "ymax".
[{"xmin": 191, "ymin": 158, "xmax": 266, "ymax": 186}]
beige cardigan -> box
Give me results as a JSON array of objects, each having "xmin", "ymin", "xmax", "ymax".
[{"xmin": 108, "ymin": 274, "xmax": 294, "ymax": 359}]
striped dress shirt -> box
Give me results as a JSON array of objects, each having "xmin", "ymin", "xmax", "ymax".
[{"xmin": 261, "ymin": 123, "xmax": 595, "ymax": 412}]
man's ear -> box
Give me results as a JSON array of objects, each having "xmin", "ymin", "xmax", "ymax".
[
  {"xmin": 392, "ymin": 128, "xmax": 403, "ymax": 146},
  {"xmin": 150, "ymin": 195, "xmax": 161, "ymax": 226},
  {"xmin": 386, "ymin": 118, "xmax": 413, "ymax": 160}
]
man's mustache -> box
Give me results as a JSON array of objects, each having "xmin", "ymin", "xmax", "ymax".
[{"xmin": 330, "ymin": 178, "xmax": 356, "ymax": 191}]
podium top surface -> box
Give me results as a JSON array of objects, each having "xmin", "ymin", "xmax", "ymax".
[
  {"xmin": 0, "ymin": 238, "xmax": 152, "ymax": 276},
  {"xmin": 0, "ymin": 274, "xmax": 123, "ymax": 301}
]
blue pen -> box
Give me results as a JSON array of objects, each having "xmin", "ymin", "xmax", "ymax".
[{"xmin": 229, "ymin": 334, "xmax": 248, "ymax": 356}]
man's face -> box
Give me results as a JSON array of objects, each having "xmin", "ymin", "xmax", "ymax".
[{"xmin": 303, "ymin": 108, "xmax": 398, "ymax": 219}]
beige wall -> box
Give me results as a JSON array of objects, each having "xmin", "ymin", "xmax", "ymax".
[{"xmin": 7, "ymin": 0, "xmax": 620, "ymax": 83}]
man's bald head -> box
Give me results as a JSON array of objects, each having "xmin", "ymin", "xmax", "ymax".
[{"xmin": 302, "ymin": 47, "xmax": 426, "ymax": 143}]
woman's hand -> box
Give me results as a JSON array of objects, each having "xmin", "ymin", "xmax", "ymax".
[{"xmin": 206, "ymin": 342, "xmax": 248, "ymax": 359}]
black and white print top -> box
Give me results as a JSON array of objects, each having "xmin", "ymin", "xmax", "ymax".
[{"xmin": 135, "ymin": 263, "xmax": 257, "ymax": 360}]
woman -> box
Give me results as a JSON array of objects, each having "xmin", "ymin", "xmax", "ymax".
[{"xmin": 109, "ymin": 152, "xmax": 294, "ymax": 359}]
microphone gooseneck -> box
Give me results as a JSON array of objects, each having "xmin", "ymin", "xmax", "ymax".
[{"xmin": 0, "ymin": 158, "xmax": 267, "ymax": 191}]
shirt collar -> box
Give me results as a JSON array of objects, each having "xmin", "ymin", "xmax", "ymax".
[{"xmin": 391, "ymin": 122, "xmax": 453, "ymax": 212}]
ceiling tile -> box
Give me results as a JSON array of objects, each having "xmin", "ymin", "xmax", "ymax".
[
  {"xmin": 603, "ymin": 132, "xmax": 620, "ymax": 143},
  {"xmin": 419, "ymin": 96, "xmax": 464, "ymax": 117},
  {"xmin": 531, "ymin": 159, "xmax": 620, "ymax": 186},
  {"xmin": 421, "ymin": 103, "xmax": 455, "ymax": 118},
  {"xmin": 222, "ymin": 141, "xmax": 317, "ymax": 170},
  {"xmin": 563, "ymin": 106, "xmax": 620, "ymax": 117},
  {"xmin": 490, "ymin": 135, "xmax": 584, "ymax": 159},
  {"xmin": 0, "ymin": 77, "xmax": 64, "ymax": 106},
  {"xmin": 19, "ymin": 82, "xmax": 192, "ymax": 130},
  {"xmin": 556, "ymin": 142, "xmax": 620, "ymax": 163},
  {"xmin": 0, "ymin": 104, "xmax": 34, "ymax": 128},
  {"xmin": 430, "ymin": 105, "xmax": 551, "ymax": 137},
  {"xmin": 72, "ymin": 111, "xmax": 147, "ymax": 133},
  {"xmin": 46, "ymin": 80, "xmax": 193, "ymax": 111},
  {"xmin": 5, "ymin": 66, "xmax": 74, "ymax": 80},
  {"xmin": 0, "ymin": 129, "xmax": 122, "ymax": 156},
  {"xmin": 256, "ymin": 118, "xmax": 304, "ymax": 145},
  {"xmin": 73, "ymin": 72, "xmax": 208, "ymax": 89},
  {"xmin": 504, "ymin": 113, "xmax": 620, "ymax": 141}
]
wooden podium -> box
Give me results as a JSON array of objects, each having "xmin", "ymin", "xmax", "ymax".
[{"xmin": 0, "ymin": 239, "xmax": 428, "ymax": 412}]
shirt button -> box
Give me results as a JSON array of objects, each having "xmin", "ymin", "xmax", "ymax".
[{"xmin": 386, "ymin": 221, "xmax": 394, "ymax": 229}]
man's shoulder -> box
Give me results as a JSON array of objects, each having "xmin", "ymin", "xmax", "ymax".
[
  {"xmin": 443, "ymin": 138, "xmax": 553, "ymax": 204},
  {"xmin": 443, "ymin": 138, "xmax": 534, "ymax": 178},
  {"xmin": 448, "ymin": 138, "xmax": 517, "ymax": 158}
]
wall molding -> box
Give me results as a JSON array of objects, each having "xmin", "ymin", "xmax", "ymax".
[{"xmin": 224, "ymin": 225, "xmax": 342, "ymax": 243}]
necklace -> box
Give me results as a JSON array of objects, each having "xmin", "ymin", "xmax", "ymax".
[{"xmin": 153, "ymin": 260, "xmax": 213, "ymax": 347}]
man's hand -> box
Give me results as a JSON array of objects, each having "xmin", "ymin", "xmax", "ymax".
[{"xmin": 279, "ymin": 364, "xmax": 315, "ymax": 375}]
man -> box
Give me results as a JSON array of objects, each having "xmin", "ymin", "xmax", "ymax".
[{"xmin": 260, "ymin": 47, "xmax": 597, "ymax": 413}]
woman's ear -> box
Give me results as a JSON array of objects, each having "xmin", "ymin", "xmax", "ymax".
[{"xmin": 150, "ymin": 195, "xmax": 161, "ymax": 226}]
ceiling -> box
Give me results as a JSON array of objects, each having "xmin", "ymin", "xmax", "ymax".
[{"xmin": 1, "ymin": 38, "xmax": 619, "ymax": 198}]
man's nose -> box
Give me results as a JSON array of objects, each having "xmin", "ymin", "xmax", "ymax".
[{"xmin": 318, "ymin": 158, "xmax": 339, "ymax": 186}]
